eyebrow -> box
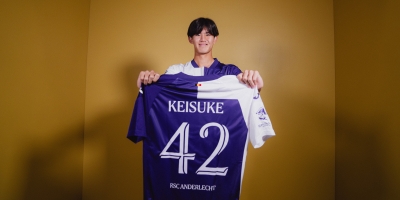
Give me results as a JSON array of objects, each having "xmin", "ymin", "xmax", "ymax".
[{"xmin": 196, "ymin": 31, "xmax": 210, "ymax": 35}]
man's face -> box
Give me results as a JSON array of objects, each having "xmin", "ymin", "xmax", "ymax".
[{"xmin": 188, "ymin": 28, "xmax": 218, "ymax": 55}]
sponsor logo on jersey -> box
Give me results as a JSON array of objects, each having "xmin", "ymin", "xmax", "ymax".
[
  {"xmin": 258, "ymin": 121, "xmax": 271, "ymax": 127},
  {"xmin": 168, "ymin": 100, "xmax": 224, "ymax": 114}
]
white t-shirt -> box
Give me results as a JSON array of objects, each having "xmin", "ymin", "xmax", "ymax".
[{"xmin": 165, "ymin": 58, "xmax": 242, "ymax": 76}]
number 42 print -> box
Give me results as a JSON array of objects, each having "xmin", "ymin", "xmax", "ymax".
[{"xmin": 159, "ymin": 122, "xmax": 230, "ymax": 176}]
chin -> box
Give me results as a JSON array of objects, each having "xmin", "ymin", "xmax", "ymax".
[{"xmin": 197, "ymin": 49, "xmax": 211, "ymax": 54}]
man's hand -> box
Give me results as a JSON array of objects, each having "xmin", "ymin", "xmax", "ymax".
[
  {"xmin": 237, "ymin": 70, "xmax": 264, "ymax": 90},
  {"xmin": 137, "ymin": 70, "xmax": 160, "ymax": 88}
]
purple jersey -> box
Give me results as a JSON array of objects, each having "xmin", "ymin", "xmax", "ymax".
[{"xmin": 127, "ymin": 73, "xmax": 275, "ymax": 200}]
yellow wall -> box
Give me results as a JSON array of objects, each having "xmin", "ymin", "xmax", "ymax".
[
  {"xmin": 3, "ymin": 0, "xmax": 399, "ymax": 199},
  {"xmin": 334, "ymin": 0, "xmax": 400, "ymax": 199},
  {"xmin": 83, "ymin": 0, "xmax": 335, "ymax": 199},
  {"xmin": 1, "ymin": 0, "xmax": 335, "ymax": 199},
  {"xmin": 0, "ymin": 0, "xmax": 90, "ymax": 199}
]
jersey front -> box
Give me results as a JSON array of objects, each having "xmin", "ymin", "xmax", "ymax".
[{"xmin": 127, "ymin": 73, "xmax": 275, "ymax": 200}]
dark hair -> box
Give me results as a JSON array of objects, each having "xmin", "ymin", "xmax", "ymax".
[{"xmin": 187, "ymin": 17, "xmax": 219, "ymax": 37}]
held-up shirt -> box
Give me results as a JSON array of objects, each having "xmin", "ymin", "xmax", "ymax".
[{"xmin": 127, "ymin": 73, "xmax": 275, "ymax": 200}]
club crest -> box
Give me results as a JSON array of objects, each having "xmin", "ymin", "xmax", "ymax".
[{"xmin": 256, "ymin": 107, "xmax": 268, "ymax": 120}]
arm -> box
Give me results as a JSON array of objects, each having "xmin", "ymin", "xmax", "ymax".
[
  {"xmin": 236, "ymin": 70, "xmax": 264, "ymax": 91},
  {"xmin": 136, "ymin": 70, "xmax": 160, "ymax": 88}
]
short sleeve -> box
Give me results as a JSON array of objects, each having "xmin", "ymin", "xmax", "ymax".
[
  {"xmin": 224, "ymin": 64, "xmax": 242, "ymax": 76},
  {"xmin": 165, "ymin": 64, "xmax": 185, "ymax": 75},
  {"xmin": 127, "ymin": 91, "xmax": 147, "ymax": 143},
  {"xmin": 248, "ymin": 88, "xmax": 275, "ymax": 148}
]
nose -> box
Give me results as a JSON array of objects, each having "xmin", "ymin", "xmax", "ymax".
[{"xmin": 200, "ymin": 34, "xmax": 206, "ymax": 41}]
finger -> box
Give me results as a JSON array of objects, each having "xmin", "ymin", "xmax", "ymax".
[
  {"xmin": 246, "ymin": 70, "xmax": 255, "ymax": 88},
  {"xmin": 148, "ymin": 74, "xmax": 155, "ymax": 84},
  {"xmin": 148, "ymin": 71, "xmax": 159, "ymax": 84},
  {"xmin": 143, "ymin": 70, "xmax": 152, "ymax": 85},
  {"xmin": 254, "ymin": 71, "xmax": 264, "ymax": 89},
  {"xmin": 253, "ymin": 71, "xmax": 260, "ymax": 88},
  {"xmin": 153, "ymin": 73, "xmax": 160, "ymax": 82},
  {"xmin": 241, "ymin": 70, "xmax": 249, "ymax": 83},
  {"xmin": 236, "ymin": 73, "xmax": 244, "ymax": 83},
  {"xmin": 137, "ymin": 71, "xmax": 145, "ymax": 88}
]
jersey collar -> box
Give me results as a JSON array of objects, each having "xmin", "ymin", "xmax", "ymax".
[{"xmin": 191, "ymin": 58, "xmax": 219, "ymax": 68}]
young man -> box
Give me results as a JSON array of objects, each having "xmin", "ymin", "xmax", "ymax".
[
  {"xmin": 129, "ymin": 18, "xmax": 275, "ymax": 199},
  {"xmin": 137, "ymin": 17, "xmax": 264, "ymax": 90}
]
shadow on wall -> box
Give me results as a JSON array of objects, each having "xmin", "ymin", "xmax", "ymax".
[
  {"xmin": 336, "ymin": 113, "xmax": 388, "ymax": 200},
  {"xmin": 83, "ymin": 58, "xmax": 151, "ymax": 200},
  {"xmin": 22, "ymin": 125, "xmax": 84, "ymax": 200},
  {"xmin": 20, "ymin": 58, "xmax": 149, "ymax": 200}
]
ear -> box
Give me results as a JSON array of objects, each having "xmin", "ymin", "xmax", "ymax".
[
  {"xmin": 213, "ymin": 36, "xmax": 218, "ymax": 44},
  {"xmin": 188, "ymin": 36, "xmax": 193, "ymax": 44}
]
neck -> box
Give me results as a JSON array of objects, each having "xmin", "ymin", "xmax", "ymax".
[{"xmin": 193, "ymin": 54, "xmax": 214, "ymax": 68}]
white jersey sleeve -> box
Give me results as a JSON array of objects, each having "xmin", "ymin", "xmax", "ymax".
[{"xmin": 196, "ymin": 75, "xmax": 275, "ymax": 148}]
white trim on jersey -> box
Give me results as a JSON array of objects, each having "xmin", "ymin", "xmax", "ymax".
[
  {"xmin": 197, "ymin": 75, "xmax": 275, "ymax": 149},
  {"xmin": 165, "ymin": 61, "xmax": 205, "ymax": 76},
  {"xmin": 197, "ymin": 75, "xmax": 275, "ymax": 195}
]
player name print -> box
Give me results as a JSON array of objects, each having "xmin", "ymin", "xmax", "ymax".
[{"xmin": 168, "ymin": 100, "xmax": 224, "ymax": 114}]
